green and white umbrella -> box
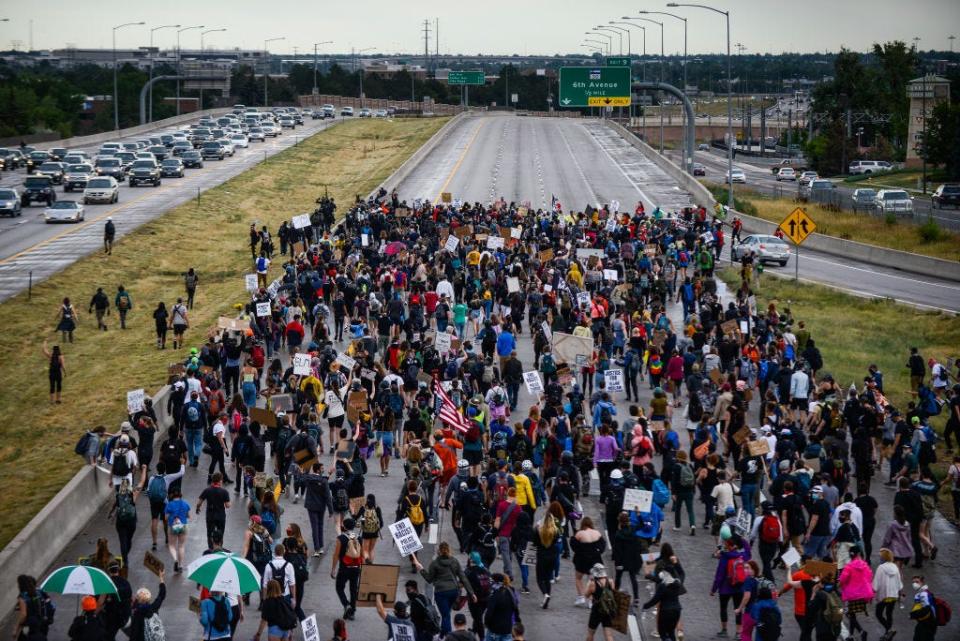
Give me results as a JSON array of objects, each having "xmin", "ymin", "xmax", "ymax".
[
  {"xmin": 187, "ymin": 552, "xmax": 261, "ymax": 595},
  {"xmin": 40, "ymin": 565, "xmax": 118, "ymax": 596}
]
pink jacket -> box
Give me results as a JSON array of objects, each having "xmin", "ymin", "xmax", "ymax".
[{"xmin": 839, "ymin": 558, "xmax": 875, "ymax": 602}]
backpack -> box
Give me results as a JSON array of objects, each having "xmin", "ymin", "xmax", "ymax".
[
  {"xmin": 362, "ymin": 506, "xmax": 380, "ymax": 535},
  {"xmin": 274, "ymin": 596, "xmax": 298, "ymax": 631},
  {"xmin": 161, "ymin": 440, "xmax": 181, "ymax": 470},
  {"xmin": 652, "ymin": 479, "xmax": 670, "ymax": 507},
  {"xmin": 285, "ymin": 549, "xmax": 310, "ymax": 583},
  {"xmin": 595, "ymin": 580, "xmax": 618, "ymax": 618},
  {"xmin": 493, "ymin": 472, "xmax": 511, "ymax": 503},
  {"xmin": 678, "ymin": 463, "xmax": 695, "ymax": 488},
  {"xmin": 24, "ymin": 590, "xmax": 55, "ymax": 632},
  {"xmin": 473, "ymin": 568, "xmax": 493, "ymax": 599},
  {"xmin": 147, "ymin": 475, "xmax": 167, "ymax": 503},
  {"xmin": 830, "ymin": 459, "xmax": 846, "ymax": 484},
  {"xmin": 540, "ymin": 353, "xmax": 556, "ymax": 376},
  {"xmin": 406, "ymin": 495, "xmax": 425, "ymax": 526},
  {"xmin": 444, "ymin": 359, "xmax": 459, "ymax": 379},
  {"xmin": 333, "ymin": 484, "xmax": 349, "ymax": 512},
  {"xmin": 143, "ymin": 613, "xmax": 165, "ymax": 641},
  {"xmin": 625, "ymin": 350, "xmax": 641, "ymax": 373},
  {"xmin": 759, "ymin": 514, "xmax": 781, "ymax": 544},
  {"xmin": 249, "ymin": 533, "xmax": 272, "ymax": 567},
  {"xmin": 412, "ymin": 593, "xmax": 441, "ymax": 634},
  {"xmin": 727, "ymin": 557, "xmax": 746, "ymax": 587},
  {"xmin": 211, "ymin": 596, "xmax": 230, "ymax": 631},
  {"xmin": 688, "ymin": 395, "xmax": 704, "ymax": 422},
  {"xmin": 185, "ymin": 404, "xmax": 201, "ymax": 424},
  {"xmin": 460, "ymin": 489, "xmax": 484, "ymax": 524},
  {"xmin": 116, "ymin": 492, "xmax": 137, "ymax": 524},
  {"xmin": 260, "ymin": 509, "xmax": 277, "ymax": 535},
  {"xmin": 933, "ymin": 595, "xmax": 952, "ymax": 626},
  {"xmin": 118, "ymin": 295, "xmax": 129, "ymax": 310},
  {"xmin": 756, "ymin": 605, "xmax": 782, "ymax": 641},
  {"xmin": 343, "ymin": 534, "xmax": 363, "ymax": 567},
  {"xmin": 632, "ymin": 435, "xmax": 652, "ymax": 459},
  {"xmin": 208, "ymin": 392, "xmax": 224, "ymax": 417},
  {"xmin": 74, "ymin": 433, "xmax": 92, "ymax": 456},
  {"xmin": 111, "ymin": 450, "xmax": 131, "ymax": 477},
  {"xmin": 823, "ymin": 589, "xmax": 844, "ymax": 626}
]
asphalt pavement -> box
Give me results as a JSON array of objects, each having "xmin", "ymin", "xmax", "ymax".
[{"xmin": 0, "ymin": 116, "xmax": 339, "ymax": 303}]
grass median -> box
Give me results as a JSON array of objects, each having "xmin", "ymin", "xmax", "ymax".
[
  {"xmin": 719, "ymin": 268, "xmax": 960, "ymax": 515},
  {"xmin": 707, "ymin": 185, "xmax": 960, "ymax": 262},
  {"xmin": 0, "ymin": 116, "xmax": 448, "ymax": 550}
]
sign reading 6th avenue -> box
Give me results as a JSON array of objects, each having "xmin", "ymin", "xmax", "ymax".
[{"xmin": 558, "ymin": 67, "xmax": 632, "ymax": 108}]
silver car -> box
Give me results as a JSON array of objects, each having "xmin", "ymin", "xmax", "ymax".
[
  {"xmin": 731, "ymin": 234, "xmax": 791, "ymax": 266},
  {"xmin": 44, "ymin": 200, "xmax": 85, "ymax": 223}
]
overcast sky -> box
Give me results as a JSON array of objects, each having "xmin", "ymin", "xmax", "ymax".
[{"xmin": 3, "ymin": 0, "xmax": 958, "ymax": 57}]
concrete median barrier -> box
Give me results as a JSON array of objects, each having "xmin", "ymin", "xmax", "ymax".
[{"xmin": 33, "ymin": 109, "xmax": 227, "ymax": 151}]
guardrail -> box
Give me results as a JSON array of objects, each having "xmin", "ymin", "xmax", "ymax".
[{"xmin": 604, "ymin": 119, "xmax": 960, "ymax": 283}]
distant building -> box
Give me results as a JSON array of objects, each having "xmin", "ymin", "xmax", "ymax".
[{"xmin": 905, "ymin": 75, "xmax": 950, "ymax": 168}]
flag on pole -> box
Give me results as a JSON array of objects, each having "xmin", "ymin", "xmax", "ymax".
[{"xmin": 433, "ymin": 379, "xmax": 471, "ymax": 434}]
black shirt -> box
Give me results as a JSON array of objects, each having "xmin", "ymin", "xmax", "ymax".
[
  {"xmin": 808, "ymin": 498, "xmax": 831, "ymax": 536},
  {"xmin": 738, "ymin": 456, "xmax": 762, "ymax": 484},
  {"xmin": 198, "ymin": 486, "xmax": 231, "ymax": 519}
]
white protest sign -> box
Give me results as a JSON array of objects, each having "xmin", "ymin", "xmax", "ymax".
[
  {"xmin": 255, "ymin": 302, "xmax": 271, "ymax": 317},
  {"xmin": 292, "ymin": 214, "xmax": 311, "ymax": 229},
  {"xmin": 734, "ymin": 509, "xmax": 752, "ymax": 535},
  {"xmin": 361, "ymin": 233, "xmax": 369, "ymax": 246},
  {"xmin": 611, "ymin": 199, "xmax": 620, "ymax": 213},
  {"xmin": 126, "ymin": 389, "xmax": 145, "ymax": 414},
  {"xmin": 603, "ymin": 269, "xmax": 619, "ymax": 281},
  {"xmin": 388, "ymin": 518, "xmax": 423, "ymax": 556},
  {"xmin": 623, "ymin": 488, "xmax": 653, "ymax": 513},
  {"xmin": 523, "ymin": 371, "xmax": 544, "ymax": 395},
  {"xmin": 335, "ymin": 352, "xmax": 357, "ymax": 372},
  {"xmin": 577, "ymin": 292, "xmax": 590, "ymax": 308},
  {"xmin": 541, "ymin": 321, "xmax": 552, "ymax": 341},
  {"xmin": 605, "ymin": 215, "xmax": 617, "ymax": 232},
  {"xmin": 576, "ymin": 248, "xmax": 605, "ymax": 260},
  {"xmin": 543, "ymin": 284, "xmax": 552, "ymax": 292},
  {"xmin": 266, "ymin": 279, "xmax": 280, "ymax": 299},
  {"xmin": 510, "ymin": 227, "xmax": 522, "ymax": 239},
  {"xmin": 522, "ymin": 543, "xmax": 537, "ymax": 566},
  {"xmin": 434, "ymin": 332, "xmax": 452, "ymax": 352},
  {"xmin": 780, "ymin": 546, "xmax": 801, "ymax": 568},
  {"xmin": 507, "ymin": 277, "xmax": 520, "ymax": 293},
  {"xmin": 604, "ymin": 368, "xmax": 624, "ymax": 392},
  {"xmin": 301, "ymin": 614, "xmax": 321, "ymax": 641},
  {"xmin": 444, "ymin": 235, "xmax": 459, "ymax": 252},
  {"xmin": 390, "ymin": 621, "xmax": 416, "ymax": 641},
  {"xmin": 293, "ymin": 353, "xmax": 312, "ymax": 376},
  {"xmin": 245, "ymin": 274, "xmax": 258, "ymax": 292},
  {"xmin": 486, "ymin": 236, "xmax": 505, "ymax": 250}
]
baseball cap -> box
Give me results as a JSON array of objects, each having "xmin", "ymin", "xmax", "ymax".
[
  {"xmin": 590, "ymin": 563, "xmax": 607, "ymax": 578},
  {"xmin": 911, "ymin": 416, "xmax": 920, "ymax": 425},
  {"xmin": 120, "ymin": 421, "xmax": 132, "ymax": 432},
  {"xmin": 610, "ymin": 469, "xmax": 623, "ymax": 480}
]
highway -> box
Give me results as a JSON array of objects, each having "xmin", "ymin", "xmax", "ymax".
[
  {"xmin": 394, "ymin": 114, "xmax": 960, "ymax": 313},
  {"xmin": 0, "ymin": 116, "xmax": 338, "ymax": 303}
]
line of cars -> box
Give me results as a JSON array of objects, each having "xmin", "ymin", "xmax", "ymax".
[{"xmin": 0, "ymin": 106, "xmax": 309, "ymax": 223}]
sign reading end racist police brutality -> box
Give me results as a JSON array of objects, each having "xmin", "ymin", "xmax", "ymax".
[
  {"xmin": 388, "ymin": 518, "xmax": 423, "ymax": 556},
  {"xmin": 301, "ymin": 614, "xmax": 321, "ymax": 641}
]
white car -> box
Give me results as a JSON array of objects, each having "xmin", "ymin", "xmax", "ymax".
[
  {"xmin": 217, "ymin": 139, "xmax": 236, "ymax": 156},
  {"xmin": 374, "ymin": 109, "xmax": 389, "ymax": 118},
  {"xmin": 83, "ymin": 177, "xmax": 120, "ymax": 204},
  {"xmin": 44, "ymin": 200, "xmax": 85, "ymax": 223},
  {"xmin": 248, "ymin": 128, "xmax": 266, "ymax": 142},
  {"xmin": 278, "ymin": 118, "xmax": 296, "ymax": 129},
  {"xmin": 261, "ymin": 125, "xmax": 279, "ymax": 137},
  {"xmin": 341, "ymin": 106, "xmax": 355, "ymax": 117},
  {"xmin": 776, "ymin": 167, "xmax": 796, "ymax": 181},
  {"xmin": 230, "ymin": 134, "xmax": 249, "ymax": 149},
  {"xmin": 726, "ymin": 169, "xmax": 746, "ymax": 184},
  {"xmin": 874, "ymin": 189, "xmax": 914, "ymax": 215}
]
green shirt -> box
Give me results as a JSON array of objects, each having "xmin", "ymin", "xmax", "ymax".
[{"xmin": 453, "ymin": 303, "xmax": 468, "ymax": 324}]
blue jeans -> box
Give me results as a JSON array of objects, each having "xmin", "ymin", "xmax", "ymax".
[
  {"xmin": 740, "ymin": 482, "xmax": 758, "ymax": 517},
  {"xmin": 455, "ymin": 322, "xmax": 466, "ymax": 339},
  {"xmin": 804, "ymin": 534, "xmax": 831, "ymax": 560},
  {"xmin": 434, "ymin": 588, "xmax": 458, "ymax": 636},
  {"xmin": 242, "ymin": 381, "xmax": 258, "ymax": 408},
  {"xmin": 506, "ymin": 382, "xmax": 520, "ymax": 410},
  {"xmin": 185, "ymin": 428, "xmax": 202, "ymax": 466},
  {"xmin": 485, "ymin": 634, "xmax": 512, "ymax": 641},
  {"xmin": 514, "ymin": 550, "xmax": 529, "ymax": 589}
]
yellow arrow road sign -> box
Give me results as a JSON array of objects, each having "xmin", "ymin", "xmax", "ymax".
[{"xmin": 778, "ymin": 207, "xmax": 816, "ymax": 245}]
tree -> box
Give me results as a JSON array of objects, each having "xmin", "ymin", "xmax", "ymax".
[{"xmin": 920, "ymin": 102, "xmax": 960, "ymax": 179}]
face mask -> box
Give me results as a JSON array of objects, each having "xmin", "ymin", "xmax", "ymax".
[{"xmin": 912, "ymin": 582, "xmax": 922, "ymax": 591}]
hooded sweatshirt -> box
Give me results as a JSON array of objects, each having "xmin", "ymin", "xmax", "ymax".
[{"xmin": 838, "ymin": 557, "xmax": 875, "ymax": 602}]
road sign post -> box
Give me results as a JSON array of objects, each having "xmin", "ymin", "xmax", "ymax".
[
  {"xmin": 778, "ymin": 207, "xmax": 817, "ymax": 282},
  {"xmin": 447, "ymin": 71, "xmax": 485, "ymax": 86},
  {"xmin": 558, "ymin": 67, "xmax": 631, "ymax": 108}
]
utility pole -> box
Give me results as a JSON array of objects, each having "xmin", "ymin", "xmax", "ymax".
[{"xmin": 422, "ymin": 20, "xmax": 431, "ymax": 77}]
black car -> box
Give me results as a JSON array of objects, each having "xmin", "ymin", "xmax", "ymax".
[
  {"xmin": 95, "ymin": 158, "xmax": 126, "ymax": 182},
  {"xmin": 128, "ymin": 160, "xmax": 161, "ymax": 187},
  {"xmin": 148, "ymin": 145, "xmax": 168, "ymax": 161},
  {"xmin": 181, "ymin": 151, "xmax": 204, "ymax": 169},
  {"xmin": 25, "ymin": 151, "xmax": 50, "ymax": 174},
  {"xmin": 21, "ymin": 176, "xmax": 57, "ymax": 206},
  {"xmin": 36, "ymin": 162, "xmax": 66, "ymax": 184},
  {"xmin": 932, "ymin": 184, "xmax": 960, "ymax": 210},
  {"xmin": 48, "ymin": 147, "xmax": 68, "ymax": 162},
  {"xmin": 160, "ymin": 159, "xmax": 185, "ymax": 178}
]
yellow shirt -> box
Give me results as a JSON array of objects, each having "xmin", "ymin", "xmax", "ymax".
[
  {"xmin": 511, "ymin": 473, "xmax": 537, "ymax": 509},
  {"xmin": 466, "ymin": 250, "xmax": 481, "ymax": 266}
]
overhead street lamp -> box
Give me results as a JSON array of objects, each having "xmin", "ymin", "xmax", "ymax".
[
  {"xmin": 199, "ymin": 29, "xmax": 226, "ymax": 111},
  {"xmin": 148, "ymin": 24, "xmax": 179, "ymax": 123},
  {"xmin": 624, "ymin": 16, "xmax": 665, "ymax": 153},
  {"xmin": 606, "ymin": 24, "xmax": 631, "ymax": 57},
  {"xmin": 586, "ymin": 31, "xmax": 612, "ymax": 55},
  {"xmin": 667, "ymin": 2, "xmax": 734, "ymax": 209},
  {"xmin": 584, "ymin": 38, "xmax": 608, "ymax": 53},
  {"xmin": 263, "ymin": 37, "xmax": 285, "ymax": 107},
  {"xmin": 112, "ymin": 21, "xmax": 145, "ymax": 131},
  {"xmin": 612, "ymin": 21, "xmax": 649, "ymax": 136},
  {"xmin": 176, "ymin": 25, "xmax": 204, "ymax": 116},
  {"xmin": 313, "ymin": 40, "xmax": 333, "ymax": 96},
  {"xmin": 354, "ymin": 47, "xmax": 375, "ymax": 107},
  {"xmin": 595, "ymin": 26, "xmax": 623, "ymax": 55},
  {"xmin": 638, "ymin": 10, "xmax": 688, "ymax": 91}
]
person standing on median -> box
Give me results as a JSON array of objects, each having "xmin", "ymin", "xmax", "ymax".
[{"xmin": 115, "ymin": 285, "xmax": 132, "ymax": 329}]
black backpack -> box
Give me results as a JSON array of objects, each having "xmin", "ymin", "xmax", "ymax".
[
  {"xmin": 285, "ymin": 549, "xmax": 310, "ymax": 583},
  {"xmin": 160, "ymin": 440, "xmax": 181, "ymax": 470},
  {"xmin": 211, "ymin": 596, "xmax": 230, "ymax": 631},
  {"xmin": 756, "ymin": 605, "xmax": 782, "ymax": 641},
  {"xmin": 111, "ymin": 450, "xmax": 131, "ymax": 477},
  {"xmin": 688, "ymin": 394, "xmax": 704, "ymax": 422}
]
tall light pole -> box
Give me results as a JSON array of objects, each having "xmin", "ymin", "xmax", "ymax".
[
  {"xmin": 199, "ymin": 28, "xmax": 226, "ymax": 111},
  {"xmin": 313, "ymin": 40, "xmax": 333, "ymax": 96},
  {"xmin": 263, "ymin": 37, "xmax": 285, "ymax": 107},
  {"xmin": 668, "ymin": 3, "xmax": 733, "ymax": 209},
  {"xmin": 148, "ymin": 24, "xmax": 179, "ymax": 124},
  {"xmin": 112, "ymin": 21, "xmax": 145, "ymax": 131},
  {"xmin": 638, "ymin": 10, "xmax": 687, "ymax": 91},
  {"xmin": 354, "ymin": 47, "xmax": 374, "ymax": 107},
  {"xmin": 585, "ymin": 32, "xmax": 611, "ymax": 55},
  {"xmin": 595, "ymin": 27, "xmax": 622, "ymax": 55},
  {"xmin": 176, "ymin": 25, "xmax": 204, "ymax": 116},
  {"xmin": 625, "ymin": 17, "xmax": 665, "ymax": 153},
  {"xmin": 584, "ymin": 38, "xmax": 608, "ymax": 53},
  {"xmin": 612, "ymin": 21, "xmax": 647, "ymax": 135}
]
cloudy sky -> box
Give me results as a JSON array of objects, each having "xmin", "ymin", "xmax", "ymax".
[{"xmin": 3, "ymin": 0, "xmax": 958, "ymax": 56}]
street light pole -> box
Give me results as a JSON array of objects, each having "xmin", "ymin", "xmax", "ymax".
[
  {"xmin": 595, "ymin": 27, "xmax": 622, "ymax": 55},
  {"xmin": 199, "ymin": 28, "xmax": 226, "ymax": 111},
  {"xmin": 149, "ymin": 24, "xmax": 179, "ymax": 124},
  {"xmin": 586, "ymin": 32, "xmax": 611, "ymax": 55},
  {"xmin": 668, "ymin": 3, "xmax": 733, "ymax": 209},
  {"xmin": 113, "ymin": 21, "xmax": 145, "ymax": 131},
  {"xmin": 625, "ymin": 17, "xmax": 664, "ymax": 153},
  {"xmin": 176, "ymin": 25, "xmax": 204, "ymax": 116},
  {"xmin": 638, "ymin": 11, "xmax": 687, "ymax": 91},
  {"xmin": 263, "ymin": 37, "xmax": 285, "ymax": 108},
  {"xmin": 354, "ymin": 47, "xmax": 374, "ymax": 107},
  {"xmin": 313, "ymin": 41, "xmax": 333, "ymax": 96}
]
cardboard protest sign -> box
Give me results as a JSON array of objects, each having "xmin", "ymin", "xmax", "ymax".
[
  {"xmin": 538, "ymin": 248, "xmax": 554, "ymax": 262},
  {"xmin": 556, "ymin": 366, "xmax": 573, "ymax": 386},
  {"xmin": 453, "ymin": 224, "xmax": 473, "ymax": 239},
  {"xmin": 610, "ymin": 590, "xmax": 632, "ymax": 634},
  {"xmin": 523, "ymin": 371, "xmax": 544, "ymax": 395},
  {"xmin": 576, "ymin": 292, "xmax": 591, "ymax": 308},
  {"xmin": 732, "ymin": 426, "xmax": 751, "ymax": 446},
  {"xmin": 747, "ymin": 439, "xmax": 770, "ymax": 457},
  {"xmin": 709, "ymin": 368, "xmax": 724, "ymax": 386},
  {"xmin": 143, "ymin": 550, "xmax": 164, "ymax": 577},
  {"xmin": 293, "ymin": 447, "xmax": 317, "ymax": 473},
  {"xmin": 721, "ymin": 319, "xmax": 739, "ymax": 336},
  {"xmin": 801, "ymin": 560, "xmax": 838, "ymax": 579},
  {"xmin": 486, "ymin": 236, "xmax": 505, "ymax": 250},
  {"xmin": 441, "ymin": 192, "xmax": 452, "ymax": 203},
  {"xmin": 603, "ymin": 269, "xmax": 619, "ymax": 281},
  {"xmin": 188, "ymin": 596, "xmax": 201, "ymax": 614},
  {"xmin": 356, "ymin": 564, "xmax": 400, "ymax": 608},
  {"xmin": 395, "ymin": 207, "xmax": 411, "ymax": 218},
  {"xmin": 552, "ymin": 332, "xmax": 594, "ymax": 367},
  {"xmin": 511, "ymin": 227, "xmax": 522, "ymax": 239},
  {"xmin": 250, "ymin": 407, "xmax": 278, "ymax": 428},
  {"xmin": 347, "ymin": 390, "xmax": 370, "ymax": 424},
  {"xmin": 388, "ymin": 518, "xmax": 423, "ymax": 556},
  {"xmin": 780, "ymin": 547, "xmax": 801, "ymax": 568},
  {"xmin": 576, "ymin": 248, "xmax": 605, "ymax": 260},
  {"xmin": 126, "ymin": 389, "xmax": 145, "ymax": 414},
  {"xmin": 623, "ymin": 489, "xmax": 653, "ymax": 513}
]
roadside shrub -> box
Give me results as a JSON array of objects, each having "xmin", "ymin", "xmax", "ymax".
[
  {"xmin": 884, "ymin": 213, "xmax": 898, "ymax": 226},
  {"xmin": 918, "ymin": 220, "xmax": 943, "ymax": 243}
]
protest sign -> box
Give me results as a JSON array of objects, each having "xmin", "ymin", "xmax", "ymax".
[
  {"xmin": 576, "ymin": 248, "xmax": 605, "ymax": 260},
  {"xmin": 604, "ymin": 369, "xmax": 624, "ymax": 392},
  {"xmin": 245, "ymin": 274, "xmax": 259, "ymax": 292},
  {"xmin": 357, "ymin": 564, "xmax": 400, "ymax": 608},
  {"xmin": 538, "ymin": 248, "xmax": 554, "ymax": 262},
  {"xmin": 255, "ymin": 302, "xmax": 271, "ymax": 317},
  {"xmin": 802, "ymin": 560, "xmax": 838, "ymax": 579},
  {"xmin": 507, "ymin": 277, "xmax": 520, "ymax": 293},
  {"xmin": 435, "ymin": 332, "xmax": 452, "ymax": 352},
  {"xmin": 486, "ymin": 236, "xmax": 505, "ymax": 250},
  {"xmin": 623, "ymin": 489, "xmax": 653, "ymax": 513},
  {"xmin": 292, "ymin": 214, "xmax": 311, "ymax": 229},
  {"xmin": 780, "ymin": 547, "xmax": 801, "ymax": 568},
  {"xmin": 250, "ymin": 407, "xmax": 277, "ymax": 428},
  {"xmin": 576, "ymin": 292, "xmax": 591, "ymax": 308},
  {"xmin": 301, "ymin": 614, "xmax": 321, "ymax": 641},
  {"xmin": 293, "ymin": 353, "xmax": 312, "ymax": 376},
  {"xmin": 511, "ymin": 227, "xmax": 522, "ymax": 239},
  {"xmin": 523, "ymin": 371, "xmax": 544, "ymax": 395},
  {"xmin": 747, "ymin": 439, "xmax": 770, "ymax": 457},
  {"xmin": 541, "ymin": 320, "xmax": 552, "ymax": 340},
  {"xmin": 361, "ymin": 233, "xmax": 369, "ymax": 246},
  {"xmin": 388, "ymin": 518, "xmax": 423, "ymax": 556},
  {"xmin": 603, "ymin": 269, "xmax": 619, "ymax": 281},
  {"xmin": 444, "ymin": 235, "xmax": 459, "ymax": 252},
  {"xmin": 271, "ymin": 393, "xmax": 293, "ymax": 413},
  {"xmin": 335, "ymin": 352, "xmax": 357, "ymax": 372},
  {"xmin": 126, "ymin": 389, "xmax": 145, "ymax": 414},
  {"xmin": 734, "ymin": 509, "xmax": 752, "ymax": 535},
  {"xmin": 143, "ymin": 550, "xmax": 164, "ymax": 577}
]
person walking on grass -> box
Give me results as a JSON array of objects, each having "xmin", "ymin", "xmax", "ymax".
[
  {"xmin": 184, "ymin": 268, "xmax": 199, "ymax": 309},
  {"xmin": 42, "ymin": 341, "xmax": 65, "ymax": 404},
  {"xmin": 55, "ymin": 297, "xmax": 77, "ymax": 343},
  {"xmin": 103, "ymin": 217, "xmax": 115, "ymax": 255},
  {"xmin": 152, "ymin": 302, "xmax": 168, "ymax": 350},
  {"xmin": 169, "ymin": 298, "xmax": 189, "ymax": 350},
  {"xmin": 115, "ymin": 285, "xmax": 132, "ymax": 329},
  {"xmin": 88, "ymin": 288, "xmax": 110, "ymax": 331}
]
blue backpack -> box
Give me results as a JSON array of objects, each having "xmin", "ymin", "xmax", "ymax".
[
  {"xmin": 260, "ymin": 509, "xmax": 277, "ymax": 535},
  {"xmin": 652, "ymin": 479, "xmax": 670, "ymax": 507},
  {"xmin": 147, "ymin": 474, "xmax": 167, "ymax": 503}
]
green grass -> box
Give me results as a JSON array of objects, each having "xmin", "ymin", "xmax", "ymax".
[{"xmin": 0, "ymin": 117, "xmax": 448, "ymax": 550}]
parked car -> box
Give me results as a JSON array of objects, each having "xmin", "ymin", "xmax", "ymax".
[
  {"xmin": 341, "ymin": 106, "xmax": 355, "ymax": 117},
  {"xmin": 874, "ymin": 189, "xmax": 913, "ymax": 215},
  {"xmin": 848, "ymin": 160, "xmax": 893, "ymax": 175},
  {"xmin": 851, "ymin": 188, "xmax": 877, "ymax": 212},
  {"xmin": 730, "ymin": 234, "xmax": 791, "ymax": 266},
  {"xmin": 21, "ymin": 175, "xmax": 56, "ymax": 206},
  {"xmin": 0, "ymin": 188, "xmax": 22, "ymax": 217},
  {"xmin": 128, "ymin": 159, "xmax": 162, "ymax": 187},
  {"xmin": 776, "ymin": 167, "xmax": 796, "ymax": 181},
  {"xmin": 800, "ymin": 178, "xmax": 836, "ymax": 202},
  {"xmin": 931, "ymin": 184, "xmax": 960, "ymax": 210},
  {"xmin": 83, "ymin": 177, "xmax": 120, "ymax": 204},
  {"xmin": 44, "ymin": 200, "xmax": 85, "ymax": 223},
  {"xmin": 726, "ymin": 169, "xmax": 746, "ymax": 184},
  {"xmin": 181, "ymin": 151, "xmax": 204, "ymax": 169},
  {"xmin": 64, "ymin": 164, "xmax": 95, "ymax": 192},
  {"xmin": 692, "ymin": 163, "xmax": 706, "ymax": 176},
  {"xmin": 160, "ymin": 158, "xmax": 185, "ymax": 178}
]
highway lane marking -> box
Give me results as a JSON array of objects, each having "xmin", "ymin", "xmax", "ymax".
[
  {"xmin": 584, "ymin": 124, "xmax": 660, "ymax": 210},
  {"xmin": 554, "ymin": 121, "xmax": 601, "ymax": 206},
  {"xmin": 799, "ymin": 252, "xmax": 960, "ymax": 292},
  {"xmin": 433, "ymin": 119, "xmax": 486, "ymax": 204}
]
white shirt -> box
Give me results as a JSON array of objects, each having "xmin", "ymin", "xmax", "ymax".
[
  {"xmin": 109, "ymin": 447, "xmax": 139, "ymax": 486},
  {"xmin": 790, "ymin": 370, "xmax": 810, "ymax": 399},
  {"xmin": 263, "ymin": 557, "xmax": 296, "ymax": 596},
  {"xmin": 436, "ymin": 279, "xmax": 455, "ymax": 302},
  {"xmin": 711, "ymin": 482, "xmax": 735, "ymax": 513},
  {"xmin": 186, "ymin": 377, "xmax": 203, "ymax": 401},
  {"xmin": 931, "ymin": 363, "xmax": 948, "ymax": 389},
  {"xmin": 212, "ymin": 420, "xmax": 227, "ymax": 443}
]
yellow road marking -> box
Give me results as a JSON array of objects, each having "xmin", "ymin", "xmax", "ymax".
[{"xmin": 433, "ymin": 119, "xmax": 486, "ymax": 203}]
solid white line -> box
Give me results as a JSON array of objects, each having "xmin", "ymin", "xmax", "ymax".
[
  {"xmin": 798, "ymin": 252, "xmax": 960, "ymax": 292},
  {"xmin": 628, "ymin": 614, "xmax": 643, "ymax": 641},
  {"xmin": 584, "ymin": 124, "xmax": 663, "ymax": 211},
  {"xmin": 554, "ymin": 121, "xmax": 601, "ymax": 206}
]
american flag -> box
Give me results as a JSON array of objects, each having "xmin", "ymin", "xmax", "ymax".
[{"xmin": 433, "ymin": 379, "xmax": 471, "ymax": 434}]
